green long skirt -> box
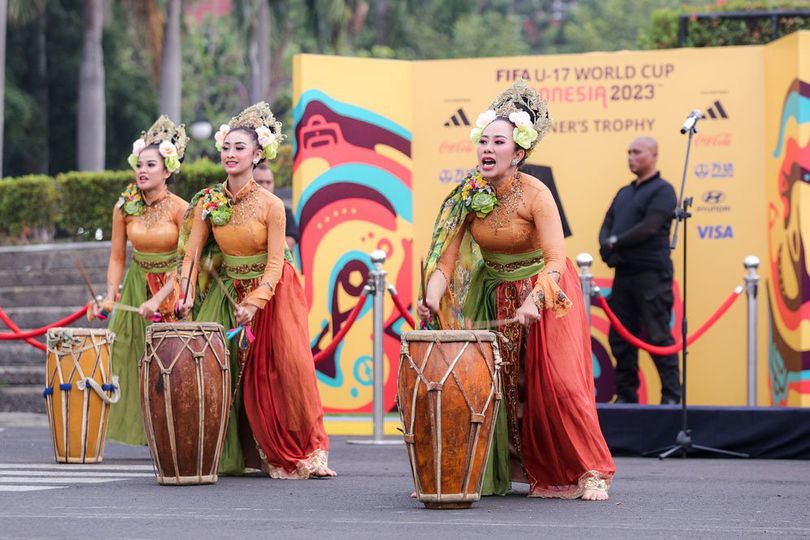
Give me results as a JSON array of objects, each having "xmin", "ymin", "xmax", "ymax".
[{"xmin": 105, "ymin": 250, "xmax": 175, "ymax": 446}]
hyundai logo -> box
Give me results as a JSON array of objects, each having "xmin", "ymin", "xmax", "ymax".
[{"xmin": 701, "ymin": 190, "xmax": 727, "ymax": 204}]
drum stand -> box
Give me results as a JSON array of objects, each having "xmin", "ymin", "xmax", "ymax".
[
  {"xmin": 644, "ymin": 120, "xmax": 747, "ymax": 460},
  {"xmin": 348, "ymin": 250, "xmax": 403, "ymax": 446}
]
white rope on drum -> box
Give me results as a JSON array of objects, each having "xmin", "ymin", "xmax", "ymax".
[{"xmin": 76, "ymin": 375, "xmax": 121, "ymax": 405}]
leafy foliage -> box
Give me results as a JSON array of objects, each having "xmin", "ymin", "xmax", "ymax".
[
  {"xmin": 0, "ymin": 146, "xmax": 292, "ymax": 243},
  {"xmin": 639, "ymin": 0, "xmax": 810, "ymax": 49},
  {"xmin": 0, "ymin": 175, "xmax": 58, "ymax": 239}
]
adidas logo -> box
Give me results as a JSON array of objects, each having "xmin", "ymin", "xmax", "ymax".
[
  {"xmin": 704, "ymin": 100, "xmax": 729, "ymax": 120},
  {"xmin": 443, "ymin": 108, "xmax": 470, "ymax": 127}
]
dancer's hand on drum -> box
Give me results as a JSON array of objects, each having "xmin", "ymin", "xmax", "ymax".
[
  {"xmin": 417, "ymin": 296, "xmax": 439, "ymax": 321},
  {"xmin": 138, "ymin": 298, "xmax": 161, "ymax": 320},
  {"xmin": 87, "ymin": 296, "xmax": 114, "ymax": 321},
  {"xmin": 515, "ymin": 297, "xmax": 541, "ymax": 326},
  {"xmin": 175, "ymin": 295, "xmax": 194, "ymax": 320},
  {"xmin": 235, "ymin": 303, "xmax": 258, "ymax": 326}
]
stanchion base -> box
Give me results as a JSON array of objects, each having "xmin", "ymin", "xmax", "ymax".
[{"xmin": 346, "ymin": 439, "xmax": 403, "ymax": 446}]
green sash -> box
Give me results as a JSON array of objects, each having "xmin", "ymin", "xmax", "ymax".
[
  {"xmin": 463, "ymin": 249, "xmax": 545, "ymax": 496},
  {"xmin": 106, "ymin": 249, "xmax": 176, "ymax": 446}
]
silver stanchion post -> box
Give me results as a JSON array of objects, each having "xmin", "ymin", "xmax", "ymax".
[
  {"xmin": 744, "ymin": 255, "xmax": 760, "ymax": 407},
  {"xmin": 576, "ymin": 253, "xmax": 594, "ymax": 327},
  {"xmin": 347, "ymin": 249, "xmax": 402, "ymax": 445}
]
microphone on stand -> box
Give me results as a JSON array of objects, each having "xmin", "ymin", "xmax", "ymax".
[{"xmin": 679, "ymin": 109, "xmax": 704, "ymax": 134}]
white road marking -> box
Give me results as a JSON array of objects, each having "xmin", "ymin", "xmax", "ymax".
[
  {"xmin": 0, "ymin": 463, "xmax": 153, "ymax": 471},
  {"xmin": 0, "ymin": 477, "xmax": 123, "ymax": 484},
  {"xmin": 0, "ymin": 485, "xmax": 64, "ymax": 492},
  {"xmin": 0, "ymin": 463, "xmax": 155, "ymax": 491},
  {"xmin": 0, "ymin": 470, "xmax": 152, "ymax": 478}
]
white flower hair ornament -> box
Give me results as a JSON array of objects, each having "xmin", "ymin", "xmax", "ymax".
[
  {"xmin": 127, "ymin": 138, "xmax": 146, "ymax": 170},
  {"xmin": 255, "ymin": 125, "xmax": 279, "ymax": 161},
  {"xmin": 214, "ymin": 124, "xmax": 230, "ymax": 152},
  {"xmin": 127, "ymin": 116, "xmax": 189, "ymax": 174},
  {"xmin": 469, "ymin": 109, "xmax": 498, "ymax": 145},
  {"xmin": 158, "ymin": 141, "xmax": 181, "ymax": 173}
]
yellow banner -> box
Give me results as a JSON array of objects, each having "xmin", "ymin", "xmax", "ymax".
[
  {"xmin": 764, "ymin": 32, "xmax": 810, "ymax": 406},
  {"xmin": 294, "ymin": 31, "xmax": 809, "ymax": 411}
]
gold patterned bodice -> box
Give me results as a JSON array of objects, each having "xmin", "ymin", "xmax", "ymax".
[
  {"xmin": 210, "ymin": 180, "xmax": 283, "ymax": 256},
  {"xmin": 124, "ymin": 193, "xmax": 186, "ymax": 253},
  {"xmin": 469, "ymin": 174, "xmax": 544, "ymax": 254},
  {"xmin": 182, "ymin": 178, "xmax": 287, "ymax": 309},
  {"xmin": 436, "ymin": 172, "xmax": 566, "ymax": 280}
]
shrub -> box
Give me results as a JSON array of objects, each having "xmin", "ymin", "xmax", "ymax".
[
  {"xmin": 56, "ymin": 170, "xmax": 132, "ymax": 240},
  {"xmin": 639, "ymin": 1, "xmax": 810, "ymax": 49},
  {"xmin": 0, "ymin": 145, "xmax": 294, "ymax": 243},
  {"xmin": 0, "ymin": 175, "xmax": 58, "ymax": 240}
]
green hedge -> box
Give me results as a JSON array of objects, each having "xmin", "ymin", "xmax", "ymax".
[
  {"xmin": 640, "ymin": 1, "xmax": 810, "ymax": 49},
  {"xmin": 0, "ymin": 175, "xmax": 58, "ymax": 238},
  {"xmin": 0, "ymin": 145, "xmax": 293, "ymax": 242}
]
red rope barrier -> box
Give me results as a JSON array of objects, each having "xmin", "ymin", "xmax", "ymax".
[
  {"xmin": 0, "ymin": 306, "xmax": 46, "ymax": 351},
  {"xmin": 0, "ymin": 305, "xmax": 89, "ymax": 341},
  {"xmin": 594, "ymin": 285, "xmax": 743, "ymax": 356},
  {"xmin": 313, "ymin": 292, "xmax": 369, "ymax": 363},
  {"xmin": 387, "ymin": 285, "xmax": 416, "ymax": 329}
]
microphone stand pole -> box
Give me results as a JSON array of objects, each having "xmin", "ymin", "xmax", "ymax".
[{"xmin": 645, "ymin": 119, "xmax": 748, "ymax": 460}]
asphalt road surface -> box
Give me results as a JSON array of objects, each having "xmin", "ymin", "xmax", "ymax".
[{"xmin": 1, "ymin": 419, "xmax": 809, "ymax": 539}]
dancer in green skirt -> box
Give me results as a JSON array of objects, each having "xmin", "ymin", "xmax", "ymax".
[{"xmin": 88, "ymin": 116, "xmax": 189, "ymax": 445}]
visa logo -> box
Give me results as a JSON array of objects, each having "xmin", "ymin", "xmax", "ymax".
[{"xmin": 697, "ymin": 225, "xmax": 734, "ymax": 239}]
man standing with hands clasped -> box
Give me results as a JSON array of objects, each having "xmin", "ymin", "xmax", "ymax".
[{"xmin": 599, "ymin": 136, "xmax": 681, "ymax": 405}]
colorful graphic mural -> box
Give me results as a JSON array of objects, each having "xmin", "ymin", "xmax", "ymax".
[
  {"xmin": 293, "ymin": 90, "xmax": 412, "ymax": 413},
  {"xmin": 767, "ymin": 78, "xmax": 810, "ymax": 404}
]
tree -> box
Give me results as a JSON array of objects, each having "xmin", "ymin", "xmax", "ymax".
[
  {"xmin": 160, "ymin": 0, "xmax": 182, "ymax": 121},
  {"xmin": 77, "ymin": 0, "xmax": 105, "ymax": 171},
  {"xmin": 0, "ymin": 0, "xmax": 6, "ymax": 178}
]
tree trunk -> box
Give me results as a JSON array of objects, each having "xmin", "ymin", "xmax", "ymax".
[
  {"xmin": 159, "ymin": 0, "xmax": 181, "ymax": 120},
  {"xmin": 77, "ymin": 0, "xmax": 106, "ymax": 172},
  {"xmin": 373, "ymin": 0, "xmax": 388, "ymax": 46},
  {"xmin": 35, "ymin": 12, "xmax": 48, "ymax": 174},
  {"xmin": 248, "ymin": 20, "xmax": 259, "ymax": 103},
  {"xmin": 257, "ymin": 0, "xmax": 270, "ymax": 102},
  {"xmin": 248, "ymin": 0, "xmax": 270, "ymax": 103},
  {"xmin": 0, "ymin": 0, "xmax": 6, "ymax": 177}
]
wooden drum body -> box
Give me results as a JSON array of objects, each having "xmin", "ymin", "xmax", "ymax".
[
  {"xmin": 398, "ymin": 330, "xmax": 502, "ymax": 509},
  {"xmin": 44, "ymin": 328, "xmax": 118, "ymax": 464},
  {"xmin": 141, "ymin": 322, "xmax": 230, "ymax": 485}
]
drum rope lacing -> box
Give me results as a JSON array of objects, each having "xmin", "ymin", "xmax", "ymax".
[
  {"xmin": 400, "ymin": 331, "xmax": 503, "ymax": 500},
  {"xmin": 141, "ymin": 325, "xmax": 230, "ymax": 482}
]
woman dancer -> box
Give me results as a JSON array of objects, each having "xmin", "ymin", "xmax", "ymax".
[
  {"xmin": 89, "ymin": 116, "xmax": 189, "ymax": 446},
  {"xmin": 178, "ymin": 103, "xmax": 333, "ymax": 478},
  {"xmin": 417, "ymin": 80, "xmax": 615, "ymax": 500}
]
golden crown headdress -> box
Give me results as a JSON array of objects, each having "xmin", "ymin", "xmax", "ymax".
[
  {"xmin": 215, "ymin": 101, "xmax": 284, "ymax": 161},
  {"xmin": 143, "ymin": 115, "xmax": 189, "ymax": 160},
  {"xmin": 127, "ymin": 115, "xmax": 188, "ymax": 172},
  {"xmin": 490, "ymin": 79, "xmax": 550, "ymax": 149},
  {"xmin": 229, "ymin": 102, "xmax": 284, "ymax": 141},
  {"xmin": 470, "ymin": 79, "xmax": 551, "ymax": 153}
]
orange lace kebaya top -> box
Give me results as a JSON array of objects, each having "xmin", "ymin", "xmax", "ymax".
[
  {"xmin": 436, "ymin": 173, "xmax": 572, "ymax": 315},
  {"xmin": 182, "ymin": 179, "xmax": 286, "ymax": 309},
  {"xmin": 106, "ymin": 190, "xmax": 187, "ymax": 293}
]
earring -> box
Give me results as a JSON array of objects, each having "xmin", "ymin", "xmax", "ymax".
[
  {"xmin": 253, "ymin": 159, "xmax": 260, "ymax": 165},
  {"xmin": 511, "ymin": 158, "xmax": 519, "ymax": 167}
]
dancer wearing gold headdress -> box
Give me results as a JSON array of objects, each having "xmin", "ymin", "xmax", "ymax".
[
  {"xmin": 418, "ymin": 80, "xmax": 615, "ymax": 500},
  {"xmin": 88, "ymin": 116, "xmax": 189, "ymax": 446},
  {"xmin": 178, "ymin": 103, "xmax": 333, "ymax": 479}
]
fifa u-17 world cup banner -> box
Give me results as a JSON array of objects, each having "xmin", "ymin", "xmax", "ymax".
[{"xmin": 293, "ymin": 31, "xmax": 809, "ymax": 412}]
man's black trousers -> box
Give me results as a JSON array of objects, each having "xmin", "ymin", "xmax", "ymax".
[{"xmin": 607, "ymin": 268, "xmax": 681, "ymax": 404}]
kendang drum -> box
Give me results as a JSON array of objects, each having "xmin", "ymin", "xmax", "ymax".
[
  {"xmin": 398, "ymin": 330, "xmax": 502, "ymax": 509},
  {"xmin": 44, "ymin": 328, "xmax": 118, "ymax": 464},
  {"xmin": 141, "ymin": 322, "xmax": 230, "ymax": 485}
]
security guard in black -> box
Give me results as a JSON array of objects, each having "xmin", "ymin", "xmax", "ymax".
[{"xmin": 598, "ymin": 137, "xmax": 681, "ymax": 404}]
